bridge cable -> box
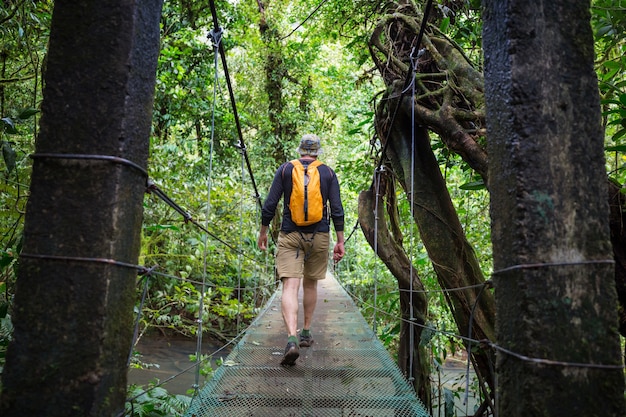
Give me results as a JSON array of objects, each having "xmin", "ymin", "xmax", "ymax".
[
  {"xmin": 208, "ymin": 0, "xmax": 277, "ymax": 250},
  {"xmin": 367, "ymin": 0, "xmax": 433, "ymax": 385},
  {"xmin": 127, "ymin": 273, "xmax": 152, "ymax": 368},
  {"xmin": 279, "ymin": 0, "xmax": 330, "ymax": 40},
  {"xmin": 192, "ymin": 25, "xmax": 222, "ymax": 396},
  {"xmin": 236, "ymin": 142, "xmax": 246, "ymax": 343},
  {"xmin": 372, "ymin": 166, "xmax": 384, "ymax": 334},
  {"xmin": 208, "ymin": 0, "xmax": 263, "ymax": 215},
  {"xmin": 146, "ymin": 180, "xmax": 258, "ymax": 263},
  {"xmin": 407, "ymin": 49, "xmax": 418, "ymax": 385}
]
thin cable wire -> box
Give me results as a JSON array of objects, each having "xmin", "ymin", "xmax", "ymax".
[
  {"xmin": 373, "ymin": 0, "xmax": 434, "ymax": 178},
  {"xmin": 147, "ymin": 180, "xmax": 258, "ymax": 263},
  {"xmin": 344, "ymin": 219, "xmax": 360, "ymax": 245},
  {"xmin": 407, "ymin": 55, "xmax": 417, "ymax": 384},
  {"xmin": 19, "ymin": 252, "xmax": 150, "ymax": 274},
  {"xmin": 279, "ymin": 0, "xmax": 330, "ymax": 40},
  {"xmin": 236, "ymin": 143, "xmax": 245, "ymax": 344},
  {"xmin": 208, "ymin": 0, "xmax": 263, "ymax": 214},
  {"xmin": 193, "ymin": 26, "xmax": 222, "ymax": 394},
  {"xmin": 337, "ymin": 276, "xmax": 624, "ymax": 371},
  {"xmin": 148, "ymin": 267, "xmax": 275, "ymax": 292},
  {"xmin": 372, "ymin": 167, "xmax": 383, "ymax": 333},
  {"xmin": 30, "ymin": 153, "xmax": 149, "ymax": 178},
  {"xmin": 127, "ymin": 274, "xmax": 152, "ymax": 367},
  {"xmin": 492, "ymin": 259, "xmax": 615, "ymax": 275},
  {"xmin": 397, "ymin": 282, "xmax": 487, "ymax": 294},
  {"xmin": 463, "ymin": 281, "xmax": 491, "ymax": 408}
]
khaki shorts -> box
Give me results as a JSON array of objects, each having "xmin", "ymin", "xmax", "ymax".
[{"xmin": 275, "ymin": 231, "xmax": 330, "ymax": 281}]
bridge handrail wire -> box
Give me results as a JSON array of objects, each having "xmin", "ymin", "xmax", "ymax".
[{"xmin": 333, "ymin": 259, "xmax": 624, "ymax": 371}]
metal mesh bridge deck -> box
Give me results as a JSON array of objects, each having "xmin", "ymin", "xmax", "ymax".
[{"xmin": 185, "ymin": 273, "xmax": 430, "ymax": 417}]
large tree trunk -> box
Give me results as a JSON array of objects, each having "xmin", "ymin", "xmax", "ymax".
[
  {"xmin": 376, "ymin": 97, "xmax": 496, "ymax": 405},
  {"xmin": 484, "ymin": 1, "xmax": 626, "ymax": 415},
  {"xmin": 0, "ymin": 1, "xmax": 163, "ymax": 416},
  {"xmin": 358, "ymin": 173, "xmax": 431, "ymax": 408},
  {"xmin": 366, "ymin": 2, "xmax": 497, "ymax": 410}
]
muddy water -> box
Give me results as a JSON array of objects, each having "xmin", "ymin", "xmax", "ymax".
[{"xmin": 127, "ymin": 336, "xmax": 230, "ymax": 396}]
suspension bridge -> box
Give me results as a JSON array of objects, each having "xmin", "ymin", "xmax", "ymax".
[
  {"xmin": 184, "ymin": 272, "xmax": 430, "ymax": 417},
  {"xmin": 128, "ymin": 1, "xmax": 434, "ymax": 415}
]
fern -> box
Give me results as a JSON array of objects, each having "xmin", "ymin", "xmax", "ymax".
[{"xmin": 125, "ymin": 384, "xmax": 192, "ymax": 416}]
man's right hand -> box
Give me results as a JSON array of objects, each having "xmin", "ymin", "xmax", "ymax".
[{"xmin": 258, "ymin": 226, "xmax": 269, "ymax": 250}]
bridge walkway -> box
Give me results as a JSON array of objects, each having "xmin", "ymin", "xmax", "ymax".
[{"xmin": 185, "ymin": 273, "xmax": 430, "ymax": 417}]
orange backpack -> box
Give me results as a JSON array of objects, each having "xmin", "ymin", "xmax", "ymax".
[{"xmin": 288, "ymin": 159, "xmax": 324, "ymax": 226}]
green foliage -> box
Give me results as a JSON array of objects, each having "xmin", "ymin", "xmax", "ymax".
[
  {"xmin": 592, "ymin": 2, "xmax": 626, "ymax": 181},
  {"xmin": 1, "ymin": 1, "xmax": 625, "ymax": 412},
  {"xmin": 125, "ymin": 384, "xmax": 191, "ymax": 417},
  {"xmin": 0, "ymin": 280, "xmax": 13, "ymax": 376}
]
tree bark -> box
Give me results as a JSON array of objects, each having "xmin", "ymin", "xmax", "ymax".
[
  {"xmin": 376, "ymin": 95, "xmax": 496, "ymax": 402},
  {"xmin": 484, "ymin": 1, "xmax": 626, "ymax": 415},
  {"xmin": 0, "ymin": 1, "xmax": 163, "ymax": 416}
]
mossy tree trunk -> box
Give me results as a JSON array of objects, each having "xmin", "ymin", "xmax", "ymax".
[
  {"xmin": 366, "ymin": 1, "xmax": 626, "ymax": 411},
  {"xmin": 483, "ymin": 1, "xmax": 625, "ymax": 415},
  {"xmin": 373, "ymin": 95, "xmax": 496, "ymax": 409},
  {"xmin": 365, "ymin": 2, "xmax": 496, "ymax": 411},
  {"xmin": 0, "ymin": 1, "xmax": 163, "ymax": 416}
]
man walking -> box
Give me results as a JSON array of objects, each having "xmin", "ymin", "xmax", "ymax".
[{"xmin": 257, "ymin": 134, "xmax": 345, "ymax": 366}]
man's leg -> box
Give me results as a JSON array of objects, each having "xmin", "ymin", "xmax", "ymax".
[
  {"xmin": 280, "ymin": 277, "xmax": 301, "ymax": 366},
  {"xmin": 302, "ymin": 278, "xmax": 318, "ymax": 330},
  {"xmin": 299, "ymin": 278, "xmax": 317, "ymax": 347},
  {"xmin": 281, "ymin": 277, "xmax": 301, "ymax": 338}
]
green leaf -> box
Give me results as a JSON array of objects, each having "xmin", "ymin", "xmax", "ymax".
[
  {"xmin": 603, "ymin": 61, "xmax": 621, "ymax": 70},
  {"xmin": 444, "ymin": 388, "xmax": 456, "ymax": 417},
  {"xmin": 1, "ymin": 118, "xmax": 17, "ymax": 134},
  {"xmin": 17, "ymin": 108, "xmax": 39, "ymax": 120},
  {"xmin": 459, "ymin": 180, "xmax": 485, "ymax": 190},
  {"xmin": 440, "ymin": 17, "xmax": 450, "ymax": 33},
  {"xmin": 612, "ymin": 129, "xmax": 626, "ymax": 142},
  {"xmin": 605, "ymin": 143, "xmax": 626, "ymax": 152},
  {"xmin": 2, "ymin": 141, "xmax": 16, "ymax": 173},
  {"xmin": 0, "ymin": 251, "xmax": 13, "ymax": 269}
]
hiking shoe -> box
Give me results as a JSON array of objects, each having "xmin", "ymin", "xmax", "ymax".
[
  {"xmin": 299, "ymin": 332, "xmax": 314, "ymax": 347},
  {"xmin": 280, "ymin": 341, "xmax": 299, "ymax": 366}
]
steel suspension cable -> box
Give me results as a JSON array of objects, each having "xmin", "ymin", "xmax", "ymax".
[
  {"xmin": 279, "ymin": 0, "xmax": 330, "ymax": 40},
  {"xmin": 208, "ymin": 0, "xmax": 263, "ymax": 213},
  {"xmin": 193, "ymin": 27, "xmax": 221, "ymax": 394},
  {"xmin": 236, "ymin": 144, "xmax": 245, "ymax": 343},
  {"xmin": 365, "ymin": 0, "xmax": 433, "ymax": 385},
  {"xmin": 407, "ymin": 52, "xmax": 418, "ymax": 385},
  {"xmin": 372, "ymin": 166, "xmax": 385, "ymax": 334}
]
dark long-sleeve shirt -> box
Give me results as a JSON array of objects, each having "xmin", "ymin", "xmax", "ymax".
[{"xmin": 261, "ymin": 158, "xmax": 345, "ymax": 233}]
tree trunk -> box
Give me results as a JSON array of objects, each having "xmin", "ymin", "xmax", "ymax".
[
  {"xmin": 358, "ymin": 175, "xmax": 431, "ymax": 408},
  {"xmin": 0, "ymin": 1, "xmax": 163, "ymax": 416},
  {"xmin": 365, "ymin": 3, "xmax": 497, "ymax": 408},
  {"xmin": 608, "ymin": 179, "xmax": 626, "ymax": 349},
  {"xmin": 376, "ymin": 97, "xmax": 496, "ymax": 402},
  {"xmin": 484, "ymin": 1, "xmax": 626, "ymax": 415}
]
